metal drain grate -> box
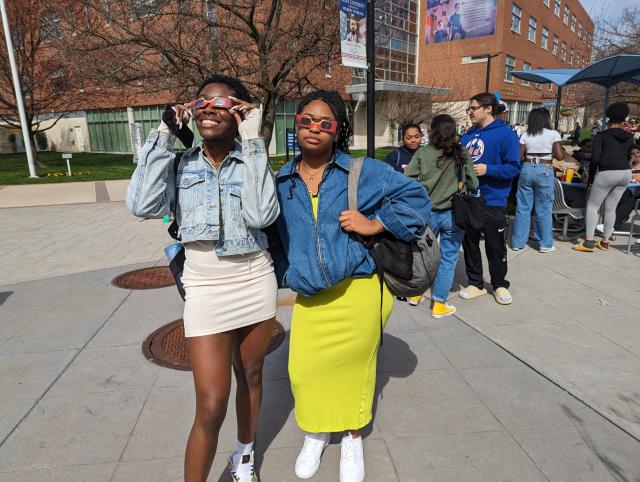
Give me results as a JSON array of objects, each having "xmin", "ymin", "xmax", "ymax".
[
  {"xmin": 142, "ymin": 319, "xmax": 286, "ymax": 371},
  {"xmin": 112, "ymin": 267, "xmax": 175, "ymax": 290}
]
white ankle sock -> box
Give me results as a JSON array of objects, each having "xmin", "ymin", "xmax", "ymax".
[{"xmin": 232, "ymin": 440, "xmax": 254, "ymax": 466}]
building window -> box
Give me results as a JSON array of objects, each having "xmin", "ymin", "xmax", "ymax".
[
  {"xmin": 528, "ymin": 17, "xmax": 537, "ymax": 43},
  {"xmin": 543, "ymin": 0, "xmax": 550, "ymax": 6},
  {"xmin": 511, "ymin": 4, "xmax": 521, "ymax": 33},
  {"xmin": 569, "ymin": 47, "xmax": 574, "ymax": 64},
  {"xmin": 563, "ymin": 6, "xmax": 569, "ymax": 25},
  {"xmin": 561, "ymin": 42, "xmax": 567, "ymax": 61},
  {"xmin": 504, "ymin": 55, "xmax": 516, "ymax": 82},
  {"xmin": 554, "ymin": 0, "xmax": 560, "ymax": 16},
  {"xmin": 548, "ymin": 82, "xmax": 554, "ymax": 92},
  {"xmin": 373, "ymin": 0, "xmax": 418, "ymax": 84},
  {"xmin": 41, "ymin": 10, "xmax": 61, "ymax": 42},
  {"xmin": 576, "ymin": 52, "xmax": 581, "ymax": 66},
  {"xmin": 571, "ymin": 15, "xmax": 576, "ymax": 32},
  {"xmin": 578, "ymin": 22, "xmax": 583, "ymax": 39},
  {"xmin": 541, "ymin": 27, "xmax": 549, "ymax": 49},
  {"xmin": 552, "ymin": 35, "xmax": 558, "ymax": 55},
  {"xmin": 522, "ymin": 62, "xmax": 531, "ymax": 86},
  {"xmin": 132, "ymin": 0, "xmax": 159, "ymax": 18}
]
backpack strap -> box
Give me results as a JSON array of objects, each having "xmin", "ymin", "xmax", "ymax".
[
  {"xmin": 348, "ymin": 156, "xmax": 384, "ymax": 346},
  {"xmin": 168, "ymin": 152, "xmax": 183, "ymax": 241}
]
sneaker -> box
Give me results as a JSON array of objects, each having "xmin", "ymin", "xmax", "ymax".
[
  {"xmin": 228, "ymin": 451, "xmax": 258, "ymax": 482},
  {"xmin": 595, "ymin": 241, "xmax": 609, "ymax": 251},
  {"xmin": 295, "ymin": 432, "xmax": 330, "ymax": 479},
  {"xmin": 340, "ymin": 433, "xmax": 365, "ymax": 482},
  {"xmin": 510, "ymin": 245, "xmax": 526, "ymax": 251},
  {"xmin": 539, "ymin": 246, "xmax": 556, "ymax": 253},
  {"xmin": 432, "ymin": 301, "xmax": 456, "ymax": 319},
  {"xmin": 573, "ymin": 242, "xmax": 595, "ymax": 252},
  {"xmin": 408, "ymin": 296, "xmax": 423, "ymax": 306},
  {"xmin": 459, "ymin": 285, "xmax": 487, "ymax": 300},
  {"xmin": 493, "ymin": 287, "xmax": 512, "ymax": 305}
]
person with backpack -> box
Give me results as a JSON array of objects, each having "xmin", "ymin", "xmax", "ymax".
[
  {"xmin": 405, "ymin": 114, "xmax": 478, "ymax": 318},
  {"xmin": 460, "ymin": 92, "xmax": 520, "ymax": 305},
  {"xmin": 384, "ymin": 122, "xmax": 422, "ymax": 173},
  {"xmin": 126, "ymin": 75, "xmax": 279, "ymax": 482},
  {"xmin": 266, "ymin": 90, "xmax": 430, "ymax": 482}
]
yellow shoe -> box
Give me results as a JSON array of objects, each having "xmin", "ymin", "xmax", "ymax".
[
  {"xmin": 573, "ymin": 242, "xmax": 595, "ymax": 252},
  {"xmin": 595, "ymin": 241, "xmax": 609, "ymax": 251},
  {"xmin": 432, "ymin": 301, "xmax": 456, "ymax": 319},
  {"xmin": 408, "ymin": 296, "xmax": 423, "ymax": 306}
]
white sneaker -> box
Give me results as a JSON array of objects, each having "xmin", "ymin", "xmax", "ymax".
[
  {"xmin": 295, "ymin": 432, "xmax": 330, "ymax": 479},
  {"xmin": 539, "ymin": 246, "xmax": 556, "ymax": 253},
  {"xmin": 340, "ymin": 433, "xmax": 365, "ymax": 482}
]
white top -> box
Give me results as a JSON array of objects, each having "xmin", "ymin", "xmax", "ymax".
[{"xmin": 520, "ymin": 128, "xmax": 561, "ymax": 159}]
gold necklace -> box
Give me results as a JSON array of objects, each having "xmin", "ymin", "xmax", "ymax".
[{"xmin": 298, "ymin": 161, "xmax": 327, "ymax": 182}]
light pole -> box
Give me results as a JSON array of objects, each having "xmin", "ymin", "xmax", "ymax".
[
  {"xmin": 366, "ymin": 0, "xmax": 375, "ymax": 158},
  {"xmin": 484, "ymin": 53, "xmax": 501, "ymax": 93},
  {"xmin": 0, "ymin": 0, "xmax": 37, "ymax": 177}
]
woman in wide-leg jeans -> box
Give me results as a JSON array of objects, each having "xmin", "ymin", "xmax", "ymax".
[
  {"xmin": 512, "ymin": 107, "xmax": 564, "ymax": 252},
  {"xmin": 430, "ymin": 210, "xmax": 465, "ymax": 307}
]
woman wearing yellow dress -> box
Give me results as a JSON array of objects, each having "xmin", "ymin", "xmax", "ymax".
[{"xmin": 267, "ymin": 91, "xmax": 431, "ymax": 482}]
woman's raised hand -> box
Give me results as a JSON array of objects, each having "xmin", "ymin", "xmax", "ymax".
[{"xmin": 229, "ymin": 97, "xmax": 262, "ymax": 140}]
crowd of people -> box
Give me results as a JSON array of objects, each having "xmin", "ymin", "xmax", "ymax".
[{"xmin": 125, "ymin": 73, "xmax": 638, "ymax": 482}]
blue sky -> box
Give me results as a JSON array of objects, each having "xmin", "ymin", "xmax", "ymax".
[{"xmin": 579, "ymin": 0, "xmax": 636, "ymax": 20}]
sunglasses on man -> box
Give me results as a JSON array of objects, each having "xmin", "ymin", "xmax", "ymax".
[
  {"xmin": 187, "ymin": 97, "xmax": 235, "ymax": 110},
  {"xmin": 295, "ymin": 114, "xmax": 338, "ymax": 133}
]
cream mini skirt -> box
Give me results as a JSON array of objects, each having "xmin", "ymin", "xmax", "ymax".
[{"xmin": 181, "ymin": 240, "xmax": 277, "ymax": 337}]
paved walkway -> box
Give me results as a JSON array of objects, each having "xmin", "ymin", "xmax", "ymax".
[
  {"xmin": 0, "ymin": 180, "xmax": 129, "ymax": 208},
  {"xmin": 1, "ymin": 200, "xmax": 640, "ymax": 481}
]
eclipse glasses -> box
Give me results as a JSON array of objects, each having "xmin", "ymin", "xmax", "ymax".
[
  {"xmin": 295, "ymin": 114, "xmax": 337, "ymax": 133},
  {"xmin": 187, "ymin": 97, "xmax": 235, "ymax": 110}
]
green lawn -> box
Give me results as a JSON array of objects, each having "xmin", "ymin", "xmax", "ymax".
[{"xmin": 1, "ymin": 147, "xmax": 395, "ymax": 186}]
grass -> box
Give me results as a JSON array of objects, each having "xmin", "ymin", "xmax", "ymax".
[{"xmin": 1, "ymin": 147, "xmax": 395, "ymax": 186}]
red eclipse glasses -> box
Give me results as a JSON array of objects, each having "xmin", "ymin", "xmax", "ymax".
[
  {"xmin": 187, "ymin": 97, "xmax": 234, "ymax": 110},
  {"xmin": 295, "ymin": 114, "xmax": 337, "ymax": 133}
]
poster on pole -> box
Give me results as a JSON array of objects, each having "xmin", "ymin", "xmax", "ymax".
[
  {"xmin": 340, "ymin": 0, "xmax": 367, "ymax": 69},
  {"xmin": 425, "ymin": 0, "xmax": 497, "ymax": 44}
]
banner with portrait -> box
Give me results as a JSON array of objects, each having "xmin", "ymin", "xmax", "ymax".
[
  {"xmin": 340, "ymin": 0, "xmax": 367, "ymax": 69},
  {"xmin": 425, "ymin": 0, "xmax": 497, "ymax": 44}
]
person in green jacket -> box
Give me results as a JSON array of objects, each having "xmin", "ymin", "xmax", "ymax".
[{"xmin": 405, "ymin": 114, "xmax": 479, "ymax": 318}]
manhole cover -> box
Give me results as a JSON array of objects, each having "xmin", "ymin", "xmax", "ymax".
[
  {"xmin": 142, "ymin": 319, "xmax": 286, "ymax": 371},
  {"xmin": 112, "ymin": 267, "xmax": 175, "ymax": 290}
]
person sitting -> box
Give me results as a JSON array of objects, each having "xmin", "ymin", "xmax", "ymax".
[{"xmin": 384, "ymin": 123, "xmax": 422, "ymax": 173}]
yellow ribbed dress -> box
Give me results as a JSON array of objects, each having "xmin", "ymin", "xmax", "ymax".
[{"xmin": 288, "ymin": 194, "xmax": 393, "ymax": 432}]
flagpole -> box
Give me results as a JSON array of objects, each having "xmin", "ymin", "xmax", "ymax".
[{"xmin": 0, "ymin": 0, "xmax": 38, "ymax": 177}]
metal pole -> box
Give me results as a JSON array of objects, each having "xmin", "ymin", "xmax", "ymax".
[
  {"xmin": 0, "ymin": 0, "xmax": 37, "ymax": 177},
  {"xmin": 554, "ymin": 86, "xmax": 562, "ymax": 131},
  {"xmin": 602, "ymin": 86, "xmax": 610, "ymax": 130},
  {"xmin": 485, "ymin": 55, "xmax": 491, "ymax": 92},
  {"xmin": 366, "ymin": 0, "xmax": 375, "ymax": 158}
]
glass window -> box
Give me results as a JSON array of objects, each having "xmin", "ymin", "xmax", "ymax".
[
  {"xmin": 41, "ymin": 10, "xmax": 61, "ymax": 42},
  {"xmin": 512, "ymin": 4, "xmax": 521, "ymax": 33},
  {"xmin": 569, "ymin": 47, "xmax": 574, "ymax": 64},
  {"xmin": 541, "ymin": 27, "xmax": 549, "ymax": 49},
  {"xmin": 563, "ymin": 6, "xmax": 569, "ymax": 25},
  {"xmin": 554, "ymin": 0, "xmax": 560, "ymax": 16},
  {"xmin": 561, "ymin": 42, "xmax": 567, "ymax": 61},
  {"xmin": 578, "ymin": 22, "xmax": 583, "ymax": 39},
  {"xmin": 543, "ymin": 0, "xmax": 550, "ymax": 6},
  {"xmin": 522, "ymin": 62, "xmax": 531, "ymax": 86},
  {"xmin": 528, "ymin": 16, "xmax": 537, "ymax": 42},
  {"xmin": 548, "ymin": 82, "xmax": 554, "ymax": 92},
  {"xmin": 571, "ymin": 15, "xmax": 576, "ymax": 32},
  {"xmin": 552, "ymin": 35, "xmax": 559, "ymax": 56},
  {"xmin": 504, "ymin": 55, "xmax": 516, "ymax": 82}
]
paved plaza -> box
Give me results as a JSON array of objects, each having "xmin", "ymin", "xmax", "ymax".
[{"xmin": 1, "ymin": 195, "xmax": 640, "ymax": 481}]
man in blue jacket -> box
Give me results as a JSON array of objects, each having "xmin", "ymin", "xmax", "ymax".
[{"xmin": 460, "ymin": 93, "xmax": 520, "ymax": 305}]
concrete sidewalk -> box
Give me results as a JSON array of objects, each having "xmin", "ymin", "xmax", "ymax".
[
  {"xmin": 0, "ymin": 180, "xmax": 130, "ymax": 208},
  {"xmin": 1, "ymin": 202, "xmax": 640, "ymax": 481}
]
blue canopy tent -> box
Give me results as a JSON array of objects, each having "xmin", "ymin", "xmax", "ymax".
[{"xmin": 511, "ymin": 55, "xmax": 640, "ymax": 130}]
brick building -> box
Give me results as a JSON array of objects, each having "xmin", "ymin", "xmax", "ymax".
[{"xmin": 1, "ymin": 0, "xmax": 594, "ymax": 155}]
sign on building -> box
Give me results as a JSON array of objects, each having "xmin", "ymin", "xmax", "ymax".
[
  {"xmin": 425, "ymin": 0, "xmax": 497, "ymax": 44},
  {"xmin": 340, "ymin": 0, "xmax": 367, "ymax": 69}
]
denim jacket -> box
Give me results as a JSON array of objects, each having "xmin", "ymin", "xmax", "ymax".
[
  {"xmin": 126, "ymin": 130, "xmax": 280, "ymax": 256},
  {"xmin": 267, "ymin": 150, "xmax": 431, "ymax": 297}
]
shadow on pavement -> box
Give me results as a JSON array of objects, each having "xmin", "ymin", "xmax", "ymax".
[{"xmin": 0, "ymin": 291, "xmax": 12, "ymax": 306}]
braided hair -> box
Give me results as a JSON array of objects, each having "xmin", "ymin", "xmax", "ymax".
[
  {"xmin": 296, "ymin": 90, "xmax": 353, "ymax": 153},
  {"xmin": 429, "ymin": 114, "xmax": 467, "ymax": 169}
]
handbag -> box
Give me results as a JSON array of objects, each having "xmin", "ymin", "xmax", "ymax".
[{"xmin": 451, "ymin": 163, "xmax": 485, "ymax": 231}]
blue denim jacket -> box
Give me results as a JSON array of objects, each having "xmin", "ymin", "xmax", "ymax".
[
  {"xmin": 126, "ymin": 130, "xmax": 280, "ymax": 256},
  {"xmin": 268, "ymin": 150, "xmax": 431, "ymax": 297}
]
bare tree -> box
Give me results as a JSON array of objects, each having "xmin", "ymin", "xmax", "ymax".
[
  {"xmin": 64, "ymin": 0, "xmax": 342, "ymax": 146},
  {"xmin": 0, "ymin": 0, "xmax": 87, "ymax": 164}
]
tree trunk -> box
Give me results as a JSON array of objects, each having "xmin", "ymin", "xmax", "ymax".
[
  {"xmin": 259, "ymin": 91, "xmax": 279, "ymax": 150},
  {"xmin": 28, "ymin": 130, "xmax": 44, "ymax": 168}
]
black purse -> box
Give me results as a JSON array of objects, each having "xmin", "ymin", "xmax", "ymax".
[{"xmin": 451, "ymin": 164, "xmax": 485, "ymax": 231}]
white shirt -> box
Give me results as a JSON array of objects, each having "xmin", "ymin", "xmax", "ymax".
[{"xmin": 520, "ymin": 128, "xmax": 561, "ymax": 159}]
